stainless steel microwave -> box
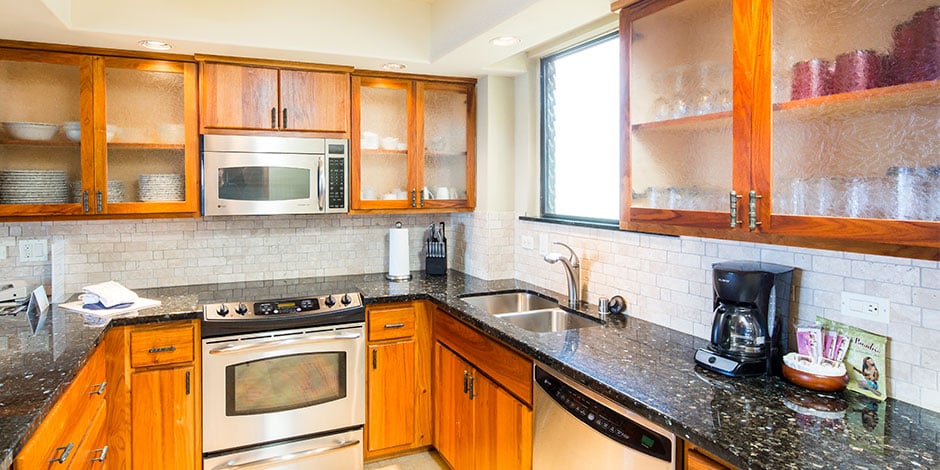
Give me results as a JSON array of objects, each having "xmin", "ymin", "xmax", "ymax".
[{"xmin": 202, "ymin": 134, "xmax": 348, "ymax": 216}]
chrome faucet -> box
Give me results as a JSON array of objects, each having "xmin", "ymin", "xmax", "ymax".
[{"xmin": 543, "ymin": 242, "xmax": 581, "ymax": 309}]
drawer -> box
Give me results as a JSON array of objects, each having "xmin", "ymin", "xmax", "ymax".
[
  {"xmin": 368, "ymin": 305, "xmax": 416, "ymax": 341},
  {"xmin": 70, "ymin": 399, "xmax": 108, "ymax": 470},
  {"xmin": 14, "ymin": 345, "xmax": 107, "ymax": 470},
  {"xmin": 130, "ymin": 322, "xmax": 195, "ymax": 368}
]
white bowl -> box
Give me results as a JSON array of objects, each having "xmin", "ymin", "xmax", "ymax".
[
  {"xmin": 63, "ymin": 121, "xmax": 80, "ymax": 130},
  {"xmin": 65, "ymin": 128, "xmax": 82, "ymax": 142},
  {"xmin": 3, "ymin": 122, "xmax": 59, "ymax": 141}
]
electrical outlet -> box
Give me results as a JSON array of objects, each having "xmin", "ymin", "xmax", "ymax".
[
  {"xmin": 520, "ymin": 235, "xmax": 534, "ymax": 250},
  {"xmin": 538, "ymin": 234, "xmax": 549, "ymax": 255},
  {"xmin": 841, "ymin": 292, "xmax": 889, "ymax": 324},
  {"xmin": 18, "ymin": 239, "xmax": 48, "ymax": 262}
]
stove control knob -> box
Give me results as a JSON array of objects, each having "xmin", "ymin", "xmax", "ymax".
[
  {"xmin": 216, "ymin": 304, "xmax": 229, "ymax": 317},
  {"xmin": 341, "ymin": 293, "xmax": 352, "ymax": 305},
  {"xmin": 235, "ymin": 303, "xmax": 248, "ymax": 315},
  {"xmin": 325, "ymin": 295, "xmax": 336, "ymax": 307}
]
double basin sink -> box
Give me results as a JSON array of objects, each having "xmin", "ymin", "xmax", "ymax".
[{"xmin": 459, "ymin": 291, "xmax": 602, "ymax": 333}]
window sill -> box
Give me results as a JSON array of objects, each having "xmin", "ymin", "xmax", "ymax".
[{"xmin": 518, "ymin": 216, "xmax": 679, "ymax": 238}]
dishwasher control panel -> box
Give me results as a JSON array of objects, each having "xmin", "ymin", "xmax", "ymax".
[{"xmin": 535, "ymin": 366, "xmax": 672, "ymax": 463}]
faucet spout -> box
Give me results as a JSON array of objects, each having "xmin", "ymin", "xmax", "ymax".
[{"xmin": 543, "ymin": 242, "xmax": 581, "ymax": 309}]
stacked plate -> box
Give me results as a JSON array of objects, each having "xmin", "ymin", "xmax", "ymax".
[
  {"xmin": 0, "ymin": 170, "xmax": 68, "ymax": 204},
  {"xmin": 138, "ymin": 174, "xmax": 183, "ymax": 201}
]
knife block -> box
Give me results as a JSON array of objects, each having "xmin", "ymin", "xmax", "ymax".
[{"xmin": 425, "ymin": 239, "xmax": 447, "ymax": 276}]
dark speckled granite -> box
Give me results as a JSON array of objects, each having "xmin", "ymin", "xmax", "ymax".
[{"xmin": 1, "ymin": 270, "xmax": 937, "ymax": 470}]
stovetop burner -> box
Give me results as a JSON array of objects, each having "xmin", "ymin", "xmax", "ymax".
[{"xmin": 201, "ymin": 291, "xmax": 365, "ymax": 338}]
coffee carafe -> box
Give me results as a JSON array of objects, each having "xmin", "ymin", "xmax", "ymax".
[{"xmin": 695, "ymin": 261, "xmax": 794, "ymax": 377}]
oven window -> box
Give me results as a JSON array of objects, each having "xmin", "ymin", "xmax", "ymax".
[
  {"xmin": 218, "ymin": 166, "xmax": 311, "ymax": 201},
  {"xmin": 225, "ymin": 352, "xmax": 347, "ymax": 416}
]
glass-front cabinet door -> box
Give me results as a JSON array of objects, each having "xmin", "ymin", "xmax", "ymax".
[
  {"xmin": 352, "ymin": 77, "xmax": 413, "ymax": 210},
  {"xmin": 622, "ymin": 0, "xmax": 735, "ymax": 231},
  {"xmin": 765, "ymin": 1, "xmax": 939, "ymax": 248},
  {"xmin": 99, "ymin": 57, "xmax": 198, "ymax": 215},
  {"xmin": 420, "ymin": 82, "xmax": 474, "ymax": 209},
  {"xmin": 0, "ymin": 50, "xmax": 89, "ymax": 216}
]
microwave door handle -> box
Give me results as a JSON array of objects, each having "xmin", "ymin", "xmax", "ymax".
[
  {"xmin": 317, "ymin": 155, "xmax": 325, "ymax": 211},
  {"xmin": 208, "ymin": 332, "xmax": 361, "ymax": 355},
  {"xmin": 210, "ymin": 439, "xmax": 360, "ymax": 470}
]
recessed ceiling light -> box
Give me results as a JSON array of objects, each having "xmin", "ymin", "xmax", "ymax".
[
  {"xmin": 138, "ymin": 40, "xmax": 172, "ymax": 51},
  {"xmin": 489, "ymin": 36, "xmax": 521, "ymax": 47},
  {"xmin": 381, "ymin": 62, "xmax": 406, "ymax": 71}
]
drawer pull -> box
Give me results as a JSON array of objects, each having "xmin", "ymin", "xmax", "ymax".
[
  {"xmin": 89, "ymin": 381, "xmax": 107, "ymax": 395},
  {"xmin": 91, "ymin": 445, "xmax": 109, "ymax": 462},
  {"xmin": 148, "ymin": 346, "xmax": 177, "ymax": 354},
  {"xmin": 49, "ymin": 442, "xmax": 74, "ymax": 464},
  {"xmin": 383, "ymin": 323, "xmax": 405, "ymax": 329}
]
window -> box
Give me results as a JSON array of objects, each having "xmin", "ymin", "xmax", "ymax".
[{"xmin": 541, "ymin": 31, "xmax": 620, "ymax": 222}]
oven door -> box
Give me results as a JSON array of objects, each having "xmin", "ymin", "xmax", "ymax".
[
  {"xmin": 202, "ymin": 324, "xmax": 365, "ymax": 454},
  {"xmin": 203, "ymin": 151, "xmax": 325, "ymax": 216},
  {"xmin": 204, "ymin": 428, "xmax": 362, "ymax": 470}
]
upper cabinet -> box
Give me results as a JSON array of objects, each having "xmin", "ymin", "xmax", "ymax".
[
  {"xmin": 199, "ymin": 58, "xmax": 351, "ymax": 135},
  {"xmin": 618, "ymin": 0, "xmax": 940, "ymax": 259},
  {"xmin": 0, "ymin": 47, "xmax": 200, "ymax": 219},
  {"xmin": 350, "ymin": 73, "xmax": 476, "ymax": 212}
]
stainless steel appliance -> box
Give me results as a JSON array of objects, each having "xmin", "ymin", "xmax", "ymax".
[
  {"xmin": 533, "ymin": 365, "xmax": 675, "ymax": 470},
  {"xmin": 201, "ymin": 291, "xmax": 365, "ymax": 470},
  {"xmin": 695, "ymin": 261, "xmax": 794, "ymax": 377},
  {"xmin": 202, "ymin": 134, "xmax": 349, "ymax": 216}
]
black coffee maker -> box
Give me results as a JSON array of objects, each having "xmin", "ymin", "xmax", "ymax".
[{"xmin": 695, "ymin": 261, "xmax": 794, "ymax": 377}]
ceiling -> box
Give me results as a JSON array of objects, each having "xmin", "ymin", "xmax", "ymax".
[{"xmin": 0, "ymin": 0, "xmax": 616, "ymax": 77}]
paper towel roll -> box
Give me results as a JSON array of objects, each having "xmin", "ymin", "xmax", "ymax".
[{"xmin": 387, "ymin": 223, "xmax": 412, "ymax": 281}]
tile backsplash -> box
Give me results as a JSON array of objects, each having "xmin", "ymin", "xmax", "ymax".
[{"xmin": 1, "ymin": 212, "xmax": 937, "ymax": 412}]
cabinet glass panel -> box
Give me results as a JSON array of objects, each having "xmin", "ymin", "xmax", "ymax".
[
  {"xmin": 359, "ymin": 85, "xmax": 409, "ymax": 202},
  {"xmin": 0, "ymin": 59, "xmax": 81, "ymax": 206},
  {"xmin": 628, "ymin": 0, "xmax": 732, "ymax": 212},
  {"xmin": 423, "ymin": 87, "xmax": 468, "ymax": 201},
  {"xmin": 105, "ymin": 66, "xmax": 186, "ymax": 204},
  {"xmin": 772, "ymin": 1, "xmax": 940, "ymax": 221}
]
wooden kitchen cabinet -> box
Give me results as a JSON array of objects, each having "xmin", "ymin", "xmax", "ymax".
[
  {"xmin": 364, "ymin": 302, "xmax": 432, "ymax": 460},
  {"xmin": 125, "ymin": 320, "xmax": 201, "ymax": 470},
  {"xmin": 13, "ymin": 333, "xmax": 109, "ymax": 469},
  {"xmin": 684, "ymin": 441, "xmax": 736, "ymax": 470},
  {"xmin": 199, "ymin": 58, "xmax": 351, "ymax": 135},
  {"xmin": 0, "ymin": 45, "xmax": 200, "ymax": 220},
  {"xmin": 350, "ymin": 72, "xmax": 476, "ymax": 213},
  {"xmin": 432, "ymin": 309, "xmax": 532, "ymax": 470},
  {"xmin": 616, "ymin": 0, "xmax": 940, "ymax": 259}
]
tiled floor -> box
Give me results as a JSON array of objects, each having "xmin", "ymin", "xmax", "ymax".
[{"xmin": 364, "ymin": 450, "xmax": 450, "ymax": 470}]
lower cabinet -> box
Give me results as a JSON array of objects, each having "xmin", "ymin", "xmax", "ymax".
[
  {"xmin": 433, "ymin": 309, "xmax": 532, "ymax": 470},
  {"xmin": 125, "ymin": 320, "xmax": 200, "ymax": 470},
  {"xmin": 365, "ymin": 302, "xmax": 432, "ymax": 459},
  {"xmin": 684, "ymin": 441, "xmax": 736, "ymax": 470}
]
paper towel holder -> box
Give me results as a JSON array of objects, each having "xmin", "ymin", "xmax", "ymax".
[{"xmin": 387, "ymin": 221, "xmax": 413, "ymax": 282}]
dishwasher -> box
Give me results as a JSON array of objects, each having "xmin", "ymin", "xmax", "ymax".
[{"xmin": 533, "ymin": 365, "xmax": 676, "ymax": 469}]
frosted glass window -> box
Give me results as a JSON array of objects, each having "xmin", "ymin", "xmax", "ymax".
[{"xmin": 541, "ymin": 31, "xmax": 620, "ymax": 222}]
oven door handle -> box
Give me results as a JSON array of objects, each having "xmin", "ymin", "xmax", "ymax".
[
  {"xmin": 208, "ymin": 332, "xmax": 361, "ymax": 355},
  {"xmin": 210, "ymin": 439, "xmax": 360, "ymax": 470}
]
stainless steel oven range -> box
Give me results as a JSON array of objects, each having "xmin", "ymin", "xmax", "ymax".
[{"xmin": 201, "ymin": 291, "xmax": 365, "ymax": 470}]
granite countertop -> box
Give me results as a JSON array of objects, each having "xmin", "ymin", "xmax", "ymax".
[{"xmin": 1, "ymin": 270, "xmax": 937, "ymax": 469}]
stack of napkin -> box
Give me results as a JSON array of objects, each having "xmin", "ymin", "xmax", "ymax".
[{"xmin": 80, "ymin": 280, "xmax": 140, "ymax": 309}]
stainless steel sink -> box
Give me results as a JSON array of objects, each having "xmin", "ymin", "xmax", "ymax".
[
  {"xmin": 494, "ymin": 308, "xmax": 602, "ymax": 333},
  {"xmin": 460, "ymin": 291, "xmax": 558, "ymax": 314}
]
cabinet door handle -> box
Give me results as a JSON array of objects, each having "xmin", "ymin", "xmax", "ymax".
[
  {"xmin": 420, "ymin": 190, "xmax": 425, "ymax": 207},
  {"xmin": 729, "ymin": 191, "xmax": 743, "ymax": 228},
  {"xmin": 186, "ymin": 370, "xmax": 191, "ymax": 395},
  {"xmin": 468, "ymin": 375, "xmax": 476, "ymax": 400},
  {"xmin": 91, "ymin": 445, "xmax": 108, "ymax": 462},
  {"xmin": 148, "ymin": 345, "xmax": 177, "ymax": 354},
  {"xmin": 283, "ymin": 108, "xmax": 288, "ymax": 129},
  {"xmin": 49, "ymin": 442, "xmax": 74, "ymax": 464},
  {"xmin": 83, "ymin": 190, "xmax": 89, "ymax": 213},
  {"xmin": 748, "ymin": 190, "xmax": 763, "ymax": 231},
  {"xmin": 372, "ymin": 349, "xmax": 377, "ymax": 369},
  {"xmin": 89, "ymin": 381, "xmax": 107, "ymax": 396},
  {"xmin": 411, "ymin": 189, "xmax": 417, "ymax": 208},
  {"xmin": 271, "ymin": 107, "xmax": 277, "ymax": 129},
  {"xmin": 96, "ymin": 190, "xmax": 102, "ymax": 212},
  {"xmin": 463, "ymin": 370, "xmax": 470, "ymax": 394},
  {"xmin": 383, "ymin": 323, "xmax": 405, "ymax": 329}
]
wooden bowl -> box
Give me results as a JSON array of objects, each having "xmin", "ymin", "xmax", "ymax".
[{"xmin": 782, "ymin": 363, "xmax": 848, "ymax": 392}]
